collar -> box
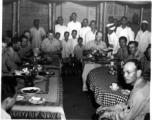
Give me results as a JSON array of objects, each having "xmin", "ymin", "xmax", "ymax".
[{"xmin": 133, "ymin": 77, "xmax": 148, "ymax": 89}]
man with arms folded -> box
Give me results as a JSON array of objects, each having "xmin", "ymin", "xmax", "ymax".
[
  {"xmin": 135, "ymin": 20, "xmax": 151, "ymax": 53},
  {"xmin": 1, "ymin": 76, "xmax": 17, "ymax": 119},
  {"xmin": 116, "ymin": 16, "xmax": 134, "ymax": 43},
  {"xmin": 79, "ymin": 18, "xmax": 91, "ymax": 44},
  {"xmin": 97, "ymin": 59, "xmax": 150, "ymax": 120},
  {"xmin": 85, "ymin": 20, "xmax": 97, "ymax": 45},
  {"xmin": 2, "ymin": 38, "xmax": 17, "ymax": 75},
  {"xmin": 67, "ymin": 12, "xmax": 81, "ymax": 39},
  {"xmin": 55, "ymin": 16, "xmax": 67, "ymax": 41}
]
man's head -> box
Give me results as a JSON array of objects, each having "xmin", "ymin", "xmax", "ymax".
[
  {"xmin": 90, "ymin": 20, "xmax": 96, "ymax": 30},
  {"xmin": 24, "ymin": 30, "xmax": 31, "ymax": 40},
  {"xmin": 145, "ymin": 44, "xmax": 151, "ymax": 61},
  {"xmin": 71, "ymin": 12, "xmax": 77, "ymax": 22},
  {"xmin": 1, "ymin": 76, "xmax": 17, "ymax": 111},
  {"xmin": 33, "ymin": 19, "xmax": 39, "ymax": 28},
  {"xmin": 119, "ymin": 36, "xmax": 127, "ymax": 48},
  {"xmin": 82, "ymin": 18, "xmax": 89, "ymax": 27},
  {"xmin": 57, "ymin": 16, "xmax": 63, "ymax": 25},
  {"xmin": 47, "ymin": 30, "xmax": 54, "ymax": 40},
  {"xmin": 128, "ymin": 41, "xmax": 138, "ymax": 54},
  {"xmin": 78, "ymin": 37, "xmax": 83, "ymax": 46},
  {"xmin": 141, "ymin": 20, "xmax": 148, "ymax": 32},
  {"xmin": 132, "ymin": 13, "xmax": 139, "ymax": 24},
  {"xmin": 121, "ymin": 16, "xmax": 127, "ymax": 26},
  {"xmin": 55, "ymin": 32, "xmax": 60, "ymax": 40},
  {"xmin": 109, "ymin": 16, "xmax": 114, "ymax": 23},
  {"xmin": 20, "ymin": 35, "xmax": 28, "ymax": 48},
  {"xmin": 95, "ymin": 31, "xmax": 102, "ymax": 42},
  {"xmin": 71, "ymin": 30, "xmax": 77, "ymax": 39},
  {"xmin": 2, "ymin": 38, "xmax": 8, "ymax": 55},
  {"xmin": 64, "ymin": 31, "xmax": 70, "ymax": 40},
  {"xmin": 11, "ymin": 38, "xmax": 21, "ymax": 52},
  {"xmin": 123, "ymin": 59, "xmax": 142, "ymax": 85}
]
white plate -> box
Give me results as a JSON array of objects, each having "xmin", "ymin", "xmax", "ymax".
[
  {"xmin": 29, "ymin": 97, "xmax": 45, "ymax": 104},
  {"xmin": 20, "ymin": 87, "xmax": 40, "ymax": 95},
  {"xmin": 121, "ymin": 89, "xmax": 131, "ymax": 95},
  {"xmin": 109, "ymin": 86, "xmax": 119, "ymax": 91}
]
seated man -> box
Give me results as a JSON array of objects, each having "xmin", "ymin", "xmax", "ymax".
[
  {"xmin": 18, "ymin": 35, "xmax": 32, "ymax": 59},
  {"xmin": 1, "ymin": 76, "xmax": 17, "ymax": 119},
  {"xmin": 140, "ymin": 44, "xmax": 151, "ymax": 81},
  {"xmin": 115, "ymin": 36, "xmax": 129, "ymax": 62},
  {"xmin": 97, "ymin": 59, "xmax": 150, "ymax": 120},
  {"xmin": 84, "ymin": 31, "xmax": 107, "ymax": 56},
  {"xmin": 7, "ymin": 38, "xmax": 21, "ymax": 64},
  {"xmin": 41, "ymin": 30, "xmax": 61, "ymax": 55},
  {"xmin": 2, "ymin": 38, "xmax": 17, "ymax": 75},
  {"xmin": 125, "ymin": 41, "xmax": 144, "ymax": 63}
]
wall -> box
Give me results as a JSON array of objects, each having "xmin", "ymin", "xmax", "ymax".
[{"xmin": 2, "ymin": 4, "xmax": 12, "ymax": 37}]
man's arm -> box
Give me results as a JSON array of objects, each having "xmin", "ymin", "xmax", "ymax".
[{"xmin": 6, "ymin": 54, "xmax": 17, "ymax": 73}]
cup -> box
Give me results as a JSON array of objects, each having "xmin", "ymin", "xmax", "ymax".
[{"xmin": 112, "ymin": 83, "xmax": 118, "ymax": 89}]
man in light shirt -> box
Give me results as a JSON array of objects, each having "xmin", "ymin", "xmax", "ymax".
[
  {"xmin": 79, "ymin": 18, "xmax": 91, "ymax": 44},
  {"xmin": 85, "ymin": 20, "xmax": 97, "ymax": 44},
  {"xmin": 107, "ymin": 24, "xmax": 119, "ymax": 55},
  {"xmin": 67, "ymin": 12, "xmax": 81, "ymax": 39},
  {"xmin": 135, "ymin": 20, "xmax": 151, "ymax": 53},
  {"xmin": 97, "ymin": 59, "xmax": 150, "ymax": 120},
  {"xmin": 116, "ymin": 16, "xmax": 134, "ymax": 43},
  {"xmin": 30, "ymin": 19, "xmax": 46, "ymax": 49},
  {"xmin": 41, "ymin": 30, "xmax": 61, "ymax": 54},
  {"xmin": 1, "ymin": 76, "xmax": 17, "ymax": 119},
  {"xmin": 55, "ymin": 16, "xmax": 67, "ymax": 41}
]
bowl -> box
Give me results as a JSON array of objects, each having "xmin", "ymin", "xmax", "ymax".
[{"xmin": 20, "ymin": 87, "xmax": 40, "ymax": 96}]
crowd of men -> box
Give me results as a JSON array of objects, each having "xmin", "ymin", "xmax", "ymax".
[{"xmin": 1, "ymin": 12, "xmax": 151, "ymax": 120}]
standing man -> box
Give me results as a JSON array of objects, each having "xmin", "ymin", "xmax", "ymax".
[
  {"xmin": 85, "ymin": 20, "xmax": 97, "ymax": 44},
  {"xmin": 79, "ymin": 18, "xmax": 91, "ymax": 44},
  {"xmin": 55, "ymin": 16, "xmax": 67, "ymax": 41},
  {"xmin": 30, "ymin": 19, "xmax": 46, "ymax": 49},
  {"xmin": 97, "ymin": 59, "xmax": 150, "ymax": 120},
  {"xmin": 131, "ymin": 13, "xmax": 140, "ymax": 38},
  {"xmin": 116, "ymin": 16, "xmax": 134, "ymax": 43},
  {"xmin": 67, "ymin": 12, "xmax": 81, "ymax": 39},
  {"xmin": 135, "ymin": 20, "xmax": 151, "ymax": 53}
]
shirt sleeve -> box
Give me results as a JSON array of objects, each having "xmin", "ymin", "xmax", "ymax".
[
  {"xmin": 85, "ymin": 41, "xmax": 91, "ymax": 50},
  {"xmin": 85, "ymin": 32, "xmax": 89, "ymax": 45},
  {"xmin": 41, "ymin": 28, "xmax": 46, "ymax": 37},
  {"xmin": 41, "ymin": 40, "xmax": 45, "ymax": 52},
  {"xmin": 105, "ymin": 92, "xmax": 147, "ymax": 120},
  {"xmin": 6, "ymin": 54, "xmax": 17, "ymax": 72}
]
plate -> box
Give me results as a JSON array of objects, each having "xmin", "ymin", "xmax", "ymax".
[
  {"xmin": 109, "ymin": 86, "xmax": 119, "ymax": 91},
  {"xmin": 20, "ymin": 87, "xmax": 40, "ymax": 95},
  {"xmin": 29, "ymin": 97, "xmax": 45, "ymax": 104},
  {"xmin": 121, "ymin": 89, "xmax": 131, "ymax": 95}
]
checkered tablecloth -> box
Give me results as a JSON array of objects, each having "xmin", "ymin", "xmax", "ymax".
[{"xmin": 88, "ymin": 66, "xmax": 129, "ymax": 107}]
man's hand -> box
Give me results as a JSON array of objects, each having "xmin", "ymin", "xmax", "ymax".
[{"xmin": 99, "ymin": 111, "xmax": 111, "ymax": 120}]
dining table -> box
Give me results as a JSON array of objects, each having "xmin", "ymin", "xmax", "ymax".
[
  {"xmin": 88, "ymin": 65, "xmax": 129, "ymax": 107},
  {"xmin": 10, "ymin": 55, "xmax": 66, "ymax": 120}
]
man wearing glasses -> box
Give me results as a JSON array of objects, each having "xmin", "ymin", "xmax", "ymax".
[
  {"xmin": 97, "ymin": 59, "xmax": 150, "ymax": 120},
  {"xmin": 2, "ymin": 38, "xmax": 17, "ymax": 75}
]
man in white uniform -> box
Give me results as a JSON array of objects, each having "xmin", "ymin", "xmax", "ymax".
[
  {"xmin": 116, "ymin": 16, "xmax": 134, "ymax": 43},
  {"xmin": 135, "ymin": 20, "xmax": 151, "ymax": 53},
  {"xmin": 97, "ymin": 59, "xmax": 150, "ymax": 120},
  {"xmin": 55, "ymin": 16, "xmax": 67, "ymax": 41},
  {"xmin": 85, "ymin": 20, "xmax": 97, "ymax": 44},
  {"xmin": 107, "ymin": 24, "xmax": 119, "ymax": 55},
  {"xmin": 67, "ymin": 12, "xmax": 81, "ymax": 39},
  {"xmin": 30, "ymin": 19, "xmax": 46, "ymax": 49},
  {"xmin": 79, "ymin": 18, "xmax": 91, "ymax": 44}
]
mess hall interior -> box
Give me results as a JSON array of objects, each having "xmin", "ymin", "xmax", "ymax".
[{"xmin": 1, "ymin": 0, "xmax": 151, "ymax": 120}]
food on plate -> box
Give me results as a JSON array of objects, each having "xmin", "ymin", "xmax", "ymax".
[
  {"xmin": 29, "ymin": 96, "xmax": 45, "ymax": 104},
  {"xmin": 22, "ymin": 89, "xmax": 38, "ymax": 93},
  {"xmin": 16, "ymin": 95, "xmax": 25, "ymax": 101}
]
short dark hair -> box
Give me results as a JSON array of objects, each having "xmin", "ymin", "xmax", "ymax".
[
  {"xmin": 121, "ymin": 16, "xmax": 127, "ymax": 21},
  {"xmin": 78, "ymin": 37, "xmax": 83, "ymax": 42},
  {"xmin": 11, "ymin": 38, "xmax": 21, "ymax": 46},
  {"xmin": 96, "ymin": 31, "xmax": 102, "ymax": 36},
  {"xmin": 20, "ymin": 35, "xmax": 28, "ymax": 41},
  {"xmin": 124, "ymin": 59, "xmax": 141, "ymax": 70},
  {"xmin": 119, "ymin": 36, "xmax": 127, "ymax": 43},
  {"xmin": 128, "ymin": 41, "xmax": 138, "ymax": 47},
  {"xmin": 90, "ymin": 20, "xmax": 96, "ymax": 25},
  {"xmin": 55, "ymin": 32, "xmax": 60, "ymax": 36},
  {"xmin": 71, "ymin": 12, "xmax": 77, "ymax": 16},
  {"xmin": 83, "ymin": 18, "xmax": 89, "ymax": 23},
  {"xmin": 33, "ymin": 19, "xmax": 39, "ymax": 23},
  {"xmin": 64, "ymin": 31, "xmax": 69, "ymax": 36},
  {"xmin": 24, "ymin": 30, "xmax": 30, "ymax": 34},
  {"xmin": 2, "ymin": 76, "xmax": 17, "ymax": 102},
  {"xmin": 47, "ymin": 30, "xmax": 54, "ymax": 34},
  {"xmin": 72, "ymin": 30, "xmax": 77, "ymax": 34},
  {"xmin": 58, "ymin": 16, "xmax": 63, "ymax": 20}
]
